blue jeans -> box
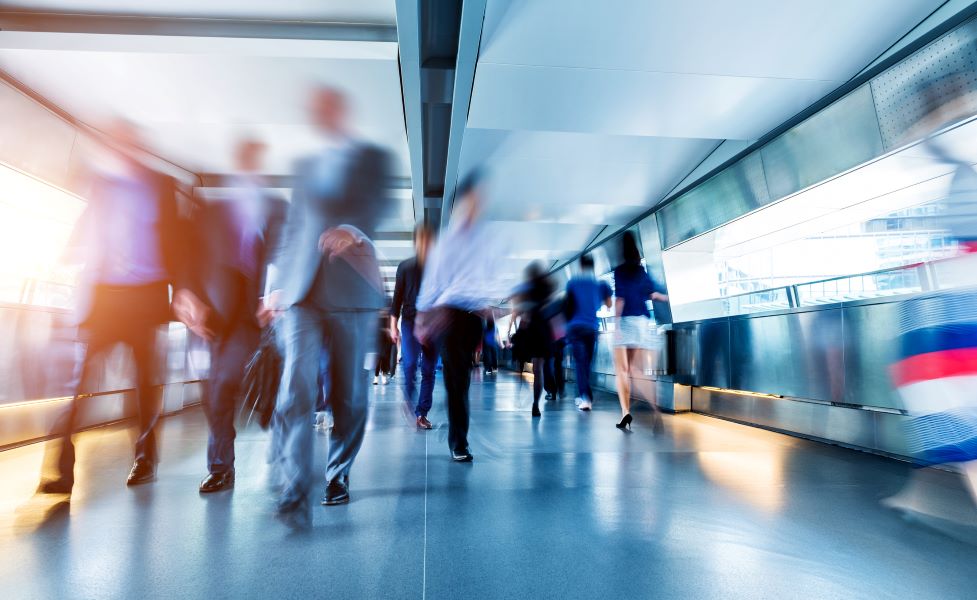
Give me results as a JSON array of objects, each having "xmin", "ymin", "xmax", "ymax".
[
  {"xmin": 401, "ymin": 319, "xmax": 436, "ymax": 417},
  {"xmin": 568, "ymin": 325, "xmax": 597, "ymax": 401}
]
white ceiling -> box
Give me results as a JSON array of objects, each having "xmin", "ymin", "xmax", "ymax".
[
  {"xmin": 0, "ymin": 1, "xmax": 398, "ymax": 23},
  {"xmin": 459, "ymin": 0, "xmax": 943, "ymax": 283}
]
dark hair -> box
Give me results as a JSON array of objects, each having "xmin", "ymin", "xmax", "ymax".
[
  {"xmin": 579, "ymin": 254, "xmax": 594, "ymax": 270},
  {"xmin": 457, "ymin": 169, "xmax": 484, "ymax": 199},
  {"xmin": 524, "ymin": 260, "xmax": 546, "ymax": 281},
  {"xmin": 621, "ymin": 231, "xmax": 641, "ymax": 266}
]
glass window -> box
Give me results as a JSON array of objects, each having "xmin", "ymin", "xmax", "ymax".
[{"xmin": 0, "ymin": 162, "xmax": 85, "ymax": 309}]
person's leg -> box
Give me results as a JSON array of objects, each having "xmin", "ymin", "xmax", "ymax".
[
  {"xmin": 323, "ymin": 311, "xmax": 374, "ymax": 483},
  {"xmin": 417, "ymin": 340, "xmax": 437, "ymax": 418},
  {"xmin": 569, "ymin": 329, "xmax": 591, "ymax": 400},
  {"xmin": 127, "ymin": 323, "xmax": 161, "ymax": 467},
  {"xmin": 441, "ymin": 311, "xmax": 481, "ymax": 454},
  {"xmin": 205, "ymin": 320, "xmax": 259, "ymax": 475},
  {"xmin": 43, "ymin": 333, "xmax": 109, "ymax": 488},
  {"xmin": 274, "ymin": 305, "xmax": 324, "ymax": 502},
  {"xmin": 613, "ymin": 346, "xmax": 631, "ymax": 417},
  {"xmin": 532, "ymin": 358, "xmax": 545, "ymax": 405},
  {"xmin": 554, "ymin": 339, "xmax": 566, "ymax": 397},
  {"xmin": 401, "ymin": 319, "xmax": 420, "ymax": 404}
]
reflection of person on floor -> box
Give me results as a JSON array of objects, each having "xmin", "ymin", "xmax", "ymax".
[
  {"xmin": 39, "ymin": 119, "xmax": 191, "ymax": 494},
  {"xmin": 175, "ymin": 137, "xmax": 286, "ymax": 494},
  {"xmin": 416, "ymin": 171, "xmax": 506, "ymax": 462},
  {"xmin": 260, "ymin": 86, "xmax": 391, "ymax": 515},
  {"xmin": 390, "ymin": 223, "xmax": 437, "ymax": 429}
]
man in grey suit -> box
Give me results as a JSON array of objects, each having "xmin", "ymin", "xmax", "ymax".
[{"xmin": 262, "ymin": 87, "xmax": 390, "ymax": 514}]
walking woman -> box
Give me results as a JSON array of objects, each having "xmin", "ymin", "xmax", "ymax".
[
  {"xmin": 512, "ymin": 262, "xmax": 555, "ymax": 417},
  {"xmin": 612, "ymin": 232, "xmax": 667, "ymax": 431}
]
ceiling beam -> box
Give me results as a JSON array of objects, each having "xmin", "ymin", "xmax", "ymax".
[
  {"xmin": 0, "ymin": 10, "xmax": 398, "ymax": 42},
  {"xmin": 196, "ymin": 174, "xmax": 411, "ymax": 189},
  {"xmin": 394, "ymin": 0, "xmax": 426, "ymax": 226},
  {"xmin": 439, "ymin": 0, "xmax": 486, "ymax": 228}
]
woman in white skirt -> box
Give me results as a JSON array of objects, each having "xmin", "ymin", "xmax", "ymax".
[{"xmin": 612, "ymin": 232, "xmax": 667, "ymax": 431}]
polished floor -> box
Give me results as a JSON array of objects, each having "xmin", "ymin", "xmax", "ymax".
[{"xmin": 2, "ymin": 371, "xmax": 977, "ymax": 599}]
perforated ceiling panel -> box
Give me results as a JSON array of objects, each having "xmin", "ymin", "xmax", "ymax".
[{"xmin": 872, "ymin": 19, "xmax": 977, "ymax": 149}]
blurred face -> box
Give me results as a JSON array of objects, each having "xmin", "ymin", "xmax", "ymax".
[
  {"xmin": 415, "ymin": 229, "xmax": 432, "ymax": 262},
  {"xmin": 455, "ymin": 188, "xmax": 483, "ymax": 226},
  {"xmin": 310, "ymin": 89, "xmax": 347, "ymax": 135},
  {"xmin": 236, "ymin": 141, "xmax": 265, "ymax": 173}
]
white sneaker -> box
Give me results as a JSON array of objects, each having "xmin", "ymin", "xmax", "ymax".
[
  {"xmin": 574, "ymin": 397, "xmax": 583, "ymax": 407},
  {"xmin": 382, "ymin": 375, "xmax": 389, "ymax": 385},
  {"xmin": 373, "ymin": 376, "xmax": 379, "ymax": 385},
  {"xmin": 578, "ymin": 399, "xmax": 592, "ymax": 411}
]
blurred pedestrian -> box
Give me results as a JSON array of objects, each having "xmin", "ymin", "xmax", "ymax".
[
  {"xmin": 565, "ymin": 253, "xmax": 612, "ymax": 411},
  {"xmin": 175, "ymin": 137, "xmax": 286, "ymax": 493},
  {"xmin": 39, "ymin": 119, "xmax": 191, "ymax": 493},
  {"xmin": 611, "ymin": 231, "xmax": 667, "ymax": 431},
  {"xmin": 416, "ymin": 171, "xmax": 506, "ymax": 461},
  {"xmin": 391, "ymin": 223, "xmax": 437, "ymax": 429},
  {"xmin": 512, "ymin": 262, "xmax": 555, "ymax": 417},
  {"xmin": 262, "ymin": 87, "xmax": 390, "ymax": 514}
]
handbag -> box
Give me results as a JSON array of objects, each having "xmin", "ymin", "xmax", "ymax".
[{"xmin": 240, "ymin": 327, "xmax": 282, "ymax": 429}]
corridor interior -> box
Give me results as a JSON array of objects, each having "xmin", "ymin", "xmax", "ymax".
[{"xmin": 2, "ymin": 372, "xmax": 976, "ymax": 599}]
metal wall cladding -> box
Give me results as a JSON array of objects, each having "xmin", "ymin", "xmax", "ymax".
[
  {"xmin": 761, "ymin": 85, "xmax": 884, "ymax": 200},
  {"xmin": 872, "ymin": 18, "xmax": 977, "ymax": 149},
  {"xmin": 658, "ymin": 152, "xmax": 770, "ymax": 249},
  {"xmin": 672, "ymin": 322, "xmax": 697, "ymax": 385},
  {"xmin": 728, "ymin": 309, "xmax": 844, "ymax": 401},
  {"xmin": 694, "ymin": 319, "xmax": 730, "ymax": 389},
  {"xmin": 842, "ymin": 302, "xmax": 903, "ymax": 410}
]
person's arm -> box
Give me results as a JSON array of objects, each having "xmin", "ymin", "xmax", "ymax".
[
  {"xmin": 601, "ymin": 281, "xmax": 613, "ymax": 309},
  {"xmin": 613, "ymin": 270, "xmax": 624, "ymax": 318},
  {"xmin": 258, "ymin": 163, "xmax": 303, "ymax": 324},
  {"xmin": 389, "ymin": 262, "xmax": 406, "ymax": 342}
]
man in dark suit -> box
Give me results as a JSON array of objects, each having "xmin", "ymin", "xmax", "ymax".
[
  {"xmin": 39, "ymin": 119, "xmax": 190, "ymax": 493},
  {"xmin": 261, "ymin": 87, "xmax": 391, "ymax": 513},
  {"xmin": 176, "ymin": 138, "xmax": 286, "ymax": 493}
]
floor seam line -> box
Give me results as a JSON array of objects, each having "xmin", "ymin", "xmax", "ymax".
[{"xmin": 422, "ymin": 431, "xmax": 428, "ymax": 600}]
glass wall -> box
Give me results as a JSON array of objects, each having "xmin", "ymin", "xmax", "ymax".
[{"xmin": 0, "ymin": 162, "xmax": 85, "ymax": 309}]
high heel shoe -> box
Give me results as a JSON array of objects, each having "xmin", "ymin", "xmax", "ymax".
[{"xmin": 616, "ymin": 414, "xmax": 633, "ymax": 430}]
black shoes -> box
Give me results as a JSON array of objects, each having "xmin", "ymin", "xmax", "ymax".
[
  {"xmin": 616, "ymin": 414, "xmax": 633, "ymax": 431},
  {"xmin": 126, "ymin": 459, "xmax": 156, "ymax": 486},
  {"xmin": 451, "ymin": 449, "xmax": 474, "ymax": 462},
  {"xmin": 532, "ymin": 404, "xmax": 541, "ymax": 417},
  {"xmin": 37, "ymin": 478, "xmax": 74, "ymax": 495},
  {"xmin": 199, "ymin": 470, "xmax": 235, "ymax": 493},
  {"xmin": 322, "ymin": 475, "xmax": 350, "ymax": 505}
]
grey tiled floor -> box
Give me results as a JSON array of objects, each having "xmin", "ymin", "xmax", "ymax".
[{"xmin": 2, "ymin": 371, "xmax": 977, "ymax": 599}]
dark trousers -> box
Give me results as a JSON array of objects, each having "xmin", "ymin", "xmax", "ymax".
[
  {"xmin": 52, "ymin": 308, "xmax": 161, "ymax": 484},
  {"xmin": 482, "ymin": 343, "xmax": 498, "ymax": 371},
  {"xmin": 401, "ymin": 319, "xmax": 436, "ymax": 417},
  {"xmin": 568, "ymin": 326, "xmax": 597, "ymax": 401},
  {"xmin": 204, "ymin": 318, "xmax": 259, "ymax": 474},
  {"xmin": 544, "ymin": 338, "xmax": 566, "ymax": 396},
  {"xmin": 439, "ymin": 310, "xmax": 483, "ymax": 454}
]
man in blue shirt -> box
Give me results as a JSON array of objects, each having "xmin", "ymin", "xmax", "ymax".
[{"xmin": 564, "ymin": 254, "xmax": 612, "ymax": 411}]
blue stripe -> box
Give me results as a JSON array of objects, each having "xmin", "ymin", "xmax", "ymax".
[{"xmin": 899, "ymin": 322, "xmax": 977, "ymax": 360}]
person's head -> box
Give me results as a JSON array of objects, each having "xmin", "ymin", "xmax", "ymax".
[
  {"xmin": 453, "ymin": 169, "xmax": 485, "ymax": 226},
  {"xmin": 234, "ymin": 138, "xmax": 266, "ymax": 173},
  {"xmin": 310, "ymin": 86, "xmax": 349, "ymax": 136},
  {"xmin": 102, "ymin": 117, "xmax": 144, "ymax": 155},
  {"xmin": 621, "ymin": 231, "xmax": 641, "ymax": 266},
  {"xmin": 414, "ymin": 222, "xmax": 434, "ymax": 263},
  {"xmin": 524, "ymin": 260, "xmax": 546, "ymax": 282},
  {"xmin": 579, "ymin": 253, "xmax": 595, "ymax": 273}
]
